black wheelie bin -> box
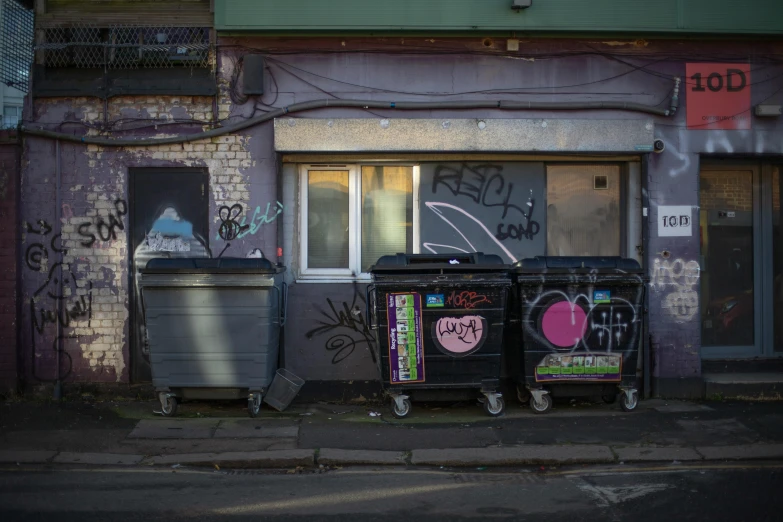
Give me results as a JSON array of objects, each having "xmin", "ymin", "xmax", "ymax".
[
  {"xmin": 139, "ymin": 257, "xmax": 286, "ymax": 417},
  {"xmin": 368, "ymin": 253, "xmax": 511, "ymax": 418},
  {"xmin": 511, "ymin": 256, "xmax": 645, "ymax": 413}
]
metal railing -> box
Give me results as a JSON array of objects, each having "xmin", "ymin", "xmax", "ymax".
[
  {"xmin": 0, "ymin": 0, "xmax": 34, "ymax": 92},
  {"xmin": 38, "ymin": 24, "xmax": 212, "ymax": 69}
]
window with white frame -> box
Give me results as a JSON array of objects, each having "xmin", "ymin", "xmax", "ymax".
[
  {"xmin": 2, "ymin": 105, "xmax": 21, "ymax": 129},
  {"xmin": 299, "ymin": 164, "xmax": 419, "ymax": 278}
]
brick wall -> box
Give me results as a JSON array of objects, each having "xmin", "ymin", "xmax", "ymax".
[
  {"xmin": 700, "ymin": 170, "xmax": 754, "ymax": 211},
  {"xmin": 20, "ymin": 92, "xmax": 275, "ymax": 384},
  {"xmin": 0, "ymin": 133, "xmax": 19, "ymax": 394}
]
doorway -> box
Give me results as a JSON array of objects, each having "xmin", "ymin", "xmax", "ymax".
[
  {"xmin": 700, "ymin": 161, "xmax": 782, "ymax": 359},
  {"xmin": 129, "ymin": 168, "xmax": 209, "ymax": 382}
]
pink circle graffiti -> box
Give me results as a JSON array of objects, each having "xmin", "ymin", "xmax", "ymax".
[
  {"xmin": 434, "ymin": 316, "xmax": 485, "ymax": 354},
  {"xmin": 541, "ymin": 301, "xmax": 588, "ymax": 348}
]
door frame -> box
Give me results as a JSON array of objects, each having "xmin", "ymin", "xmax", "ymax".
[
  {"xmin": 127, "ymin": 167, "xmax": 210, "ymax": 383},
  {"xmin": 699, "ymin": 159, "xmax": 774, "ymax": 359}
]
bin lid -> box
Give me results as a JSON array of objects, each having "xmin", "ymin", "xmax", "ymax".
[
  {"xmin": 370, "ymin": 253, "xmax": 508, "ymax": 273},
  {"xmin": 140, "ymin": 257, "xmax": 284, "ymax": 274},
  {"xmin": 512, "ymin": 256, "xmax": 642, "ymax": 273}
]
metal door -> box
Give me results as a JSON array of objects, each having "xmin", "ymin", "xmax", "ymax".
[{"xmin": 129, "ymin": 168, "xmax": 209, "ymax": 382}]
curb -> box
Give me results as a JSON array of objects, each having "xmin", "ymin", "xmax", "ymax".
[
  {"xmin": 410, "ymin": 446, "xmax": 615, "ymax": 467},
  {"xmin": 3, "ymin": 444, "xmax": 783, "ymax": 469},
  {"xmin": 141, "ymin": 450, "xmax": 315, "ymax": 468}
]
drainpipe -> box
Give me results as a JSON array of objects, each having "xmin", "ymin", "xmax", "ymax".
[
  {"xmin": 641, "ymin": 154, "xmax": 651, "ymax": 399},
  {"xmin": 667, "ymin": 77, "xmax": 681, "ymax": 117},
  {"xmin": 53, "ymin": 139, "xmax": 62, "ymax": 400}
]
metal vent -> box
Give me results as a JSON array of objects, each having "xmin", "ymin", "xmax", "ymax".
[
  {"xmin": 594, "ymin": 174, "xmax": 609, "ymax": 190},
  {"xmin": 38, "ymin": 24, "xmax": 212, "ymax": 69},
  {"xmin": 0, "ymin": 0, "xmax": 34, "ymax": 92}
]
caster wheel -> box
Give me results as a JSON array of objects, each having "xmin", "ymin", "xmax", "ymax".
[
  {"xmin": 602, "ymin": 394, "xmax": 617, "ymax": 405},
  {"xmin": 516, "ymin": 385, "xmax": 530, "ymax": 405},
  {"xmin": 160, "ymin": 394, "xmax": 178, "ymax": 417},
  {"xmin": 248, "ymin": 393, "xmax": 262, "ymax": 418},
  {"xmin": 483, "ymin": 396, "xmax": 505, "ymax": 417},
  {"xmin": 620, "ymin": 391, "xmax": 638, "ymax": 412},
  {"xmin": 529, "ymin": 393, "xmax": 553, "ymax": 414},
  {"xmin": 391, "ymin": 398, "xmax": 412, "ymax": 419}
]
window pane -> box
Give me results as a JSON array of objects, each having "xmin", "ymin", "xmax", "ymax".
[
  {"xmin": 700, "ymin": 169, "xmax": 754, "ymax": 347},
  {"xmin": 546, "ymin": 165, "xmax": 621, "ymax": 256},
  {"xmin": 361, "ymin": 166, "xmax": 413, "ymax": 272},
  {"xmin": 2, "ymin": 105, "xmax": 20, "ymax": 129},
  {"xmin": 307, "ymin": 170, "xmax": 349, "ymax": 269}
]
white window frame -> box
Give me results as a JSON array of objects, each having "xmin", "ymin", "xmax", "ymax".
[{"xmin": 299, "ymin": 163, "xmax": 420, "ymax": 282}]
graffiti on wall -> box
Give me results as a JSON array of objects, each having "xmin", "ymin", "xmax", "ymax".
[
  {"xmin": 305, "ymin": 285, "xmax": 376, "ymax": 365},
  {"xmin": 650, "ymin": 258, "xmax": 700, "ymax": 323},
  {"xmin": 77, "ymin": 199, "xmax": 127, "ymax": 247},
  {"xmin": 214, "ymin": 201, "xmax": 283, "ymax": 241},
  {"xmin": 420, "ymin": 163, "xmax": 545, "ymax": 263},
  {"xmin": 24, "ymin": 218, "xmax": 93, "ymax": 381},
  {"xmin": 432, "ymin": 316, "xmax": 488, "ymax": 357}
]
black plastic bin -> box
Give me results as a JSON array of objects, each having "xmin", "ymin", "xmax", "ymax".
[
  {"xmin": 511, "ymin": 256, "xmax": 645, "ymax": 413},
  {"xmin": 368, "ymin": 253, "xmax": 511, "ymax": 418}
]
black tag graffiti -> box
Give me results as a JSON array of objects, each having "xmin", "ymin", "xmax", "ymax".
[
  {"xmin": 431, "ymin": 163, "xmax": 540, "ymax": 242},
  {"xmin": 218, "ymin": 203, "xmax": 250, "ymax": 241},
  {"xmin": 77, "ymin": 199, "xmax": 127, "ymax": 247}
]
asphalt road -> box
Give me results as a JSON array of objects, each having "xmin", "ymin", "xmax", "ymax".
[{"xmin": 1, "ymin": 463, "xmax": 781, "ymax": 521}]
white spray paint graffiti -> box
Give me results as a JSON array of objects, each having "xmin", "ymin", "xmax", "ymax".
[
  {"xmin": 423, "ymin": 201, "xmax": 518, "ymax": 263},
  {"xmin": 650, "ymin": 258, "xmax": 700, "ymax": 322}
]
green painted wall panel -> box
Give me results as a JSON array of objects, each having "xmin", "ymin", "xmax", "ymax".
[{"xmin": 214, "ymin": 0, "xmax": 783, "ymax": 34}]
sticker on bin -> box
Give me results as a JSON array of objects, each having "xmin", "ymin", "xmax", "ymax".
[
  {"xmin": 387, "ymin": 293, "xmax": 426, "ymax": 384},
  {"xmin": 534, "ymin": 353, "xmax": 622, "ymax": 382},
  {"xmin": 593, "ymin": 290, "xmax": 611, "ymax": 304},
  {"xmin": 426, "ymin": 294, "xmax": 445, "ymax": 307}
]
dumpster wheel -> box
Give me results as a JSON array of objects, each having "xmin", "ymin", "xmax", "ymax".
[
  {"xmin": 159, "ymin": 393, "xmax": 178, "ymax": 417},
  {"xmin": 390, "ymin": 397, "xmax": 412, "ymax": 419},
  {"xmin": 619, "ymin": 388, "xmax": 638, "ymax": 412},
  {"xmin": 483, "ymin": 395, "xmax": 505, "ymax": 417},
  {"xmin": 248, "ymin": 392, "xmax": 262, "ymax": 418},
  {"xmin": 529, "ymin": 392, "xmax": 552, "ymax": 414}
]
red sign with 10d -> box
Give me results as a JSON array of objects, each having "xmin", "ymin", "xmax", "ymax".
[{"xmin": 686, "ymin": 63, "xmax": 751, "ymax": 130}]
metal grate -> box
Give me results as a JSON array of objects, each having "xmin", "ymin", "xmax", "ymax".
[
  {"xmin": 38, "ymin": 24, "xmax": 212, "ymax": 69},
  {"xmin": 0, "ymin": 0, "xmax": 34, "ymax": 92}
]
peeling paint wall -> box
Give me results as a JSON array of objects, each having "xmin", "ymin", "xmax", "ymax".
[{"xmin": 20, "ymin": 92, "xmax": 280, "ymax": 384}]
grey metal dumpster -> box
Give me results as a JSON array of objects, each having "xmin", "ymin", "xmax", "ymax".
[{"xmin": 139, "ymin": 257, "xmax": 286, "ymax": 417}]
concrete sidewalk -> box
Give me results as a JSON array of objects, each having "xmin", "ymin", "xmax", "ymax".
[{"xmin": 2, "ymin": 396, "xmax": 783, "ymax": 469}]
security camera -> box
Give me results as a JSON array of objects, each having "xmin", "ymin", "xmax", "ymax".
[{"xmin": 653, "ymin": 139, "xmax": 665, "ymax": 153}]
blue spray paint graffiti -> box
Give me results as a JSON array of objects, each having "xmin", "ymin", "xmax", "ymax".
[{"xmin": 215, "ymin": 201, "xmax": 284, "ymax": 240}]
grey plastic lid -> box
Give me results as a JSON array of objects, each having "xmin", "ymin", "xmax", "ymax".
[{"xmin": 141, "ymin": 257, "xmax": 283, "ymax": 274}]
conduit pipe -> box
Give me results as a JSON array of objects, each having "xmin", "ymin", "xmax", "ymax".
[{"xmin": 22, "ymin": 97, "xmax": 674, "ymax": 147}]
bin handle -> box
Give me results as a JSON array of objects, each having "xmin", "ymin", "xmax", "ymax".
[
  {"xmin": 365, "ymin": 284, "xmax": 376, "ymax": 330},
  {"xmin": 279, "ymin": 281, "xmax": 288, "ymax": 327}
]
